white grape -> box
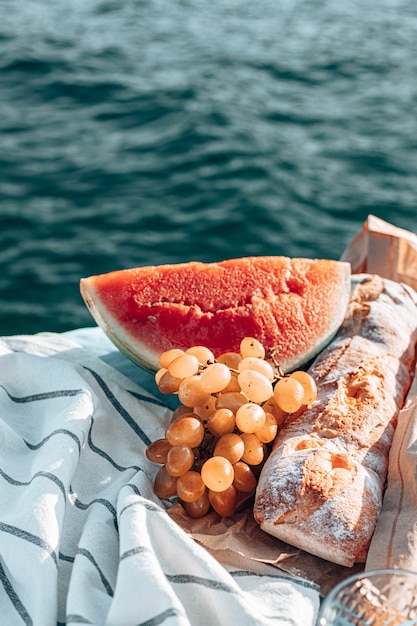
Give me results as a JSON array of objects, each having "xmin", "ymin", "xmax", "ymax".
[
  {"xmin": 235, "ymin": 402, "xmax": 266, "ymax": 433},
  {"xmin": 237, "ymin": 369, "xmax": 273, "ymax": 403},
  {"xmin": 240, "ymin": 337, "xmax": 265, "ymax": 359},
  {"xmin": 200, "ymin": 362, "xmax": 232, "ymax": 393},
  {"xmin": 238, "ymin": 357, "xmax": 275, "ymax": 382},
  {"xmin": 168, "ymin": 354, "xmax": 200, "ymax": 378}
]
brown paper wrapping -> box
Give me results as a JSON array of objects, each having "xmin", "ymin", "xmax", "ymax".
[
  {"xmin": 167, "ymin": 502, "xmax": 364, "ymax": 596},
  {"xmin": 365, "ymin": 372, "xmax": 417, "ymax": 572},
  {"xmin": 167, "ymin": 214, "xmax": 417, "ymax": 596},
  {"xmin": 340, "ymin": 213, "xmax": 417, "ymax": 291}
]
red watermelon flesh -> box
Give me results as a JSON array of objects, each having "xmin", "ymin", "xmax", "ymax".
[{"xmin": 80, "ymin": 256, "xmax": 351, "ymax": 373}]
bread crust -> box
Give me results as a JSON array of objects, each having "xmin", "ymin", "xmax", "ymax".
[{"xmin": 254, "ymin": 274, "xmax": 417, "ymax": 566}]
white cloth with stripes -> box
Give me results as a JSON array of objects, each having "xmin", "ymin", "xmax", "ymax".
[{"xmin": 0, "ymin": 329, "xmax": 320, "ymax": 625}]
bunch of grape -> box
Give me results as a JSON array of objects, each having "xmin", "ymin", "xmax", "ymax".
[{"xmin": 146, "ymin": 337, "xmax": 317, "ymax": 518}]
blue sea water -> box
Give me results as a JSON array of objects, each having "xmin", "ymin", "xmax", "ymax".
[{"xmin": 1, "ymin": 0, "xmax": 417, "ymax": 336}]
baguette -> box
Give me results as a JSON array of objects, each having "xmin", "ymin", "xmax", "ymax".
[{"xmin": 254, "ymin": 274, "xmax": 417, "ymax": 567}]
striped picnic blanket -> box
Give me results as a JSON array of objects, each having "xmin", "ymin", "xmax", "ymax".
[{"xmin": 0, "ymin": 328, "xmax": 319, "ymax": 625}]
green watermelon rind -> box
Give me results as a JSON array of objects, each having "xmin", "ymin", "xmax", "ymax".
[
  {"xmin": 81, "ymin": 281, "xmax": 162, "ymax": 373},
  {"xmin": 80, "ymin": 259, "xmax": 351, "ymax": 375}
]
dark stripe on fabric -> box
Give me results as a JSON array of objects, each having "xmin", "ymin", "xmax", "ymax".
[
  {"xmin": 121, "ymin": 480, "xmax": 177, "ymax": 513},
  {"xmin": 118, "ymin": 497, "xmax": 163, "ymax": 520},
  {"xmin": 59, "ymin": 552, "xmax": 75, "ymax": 563},
  {"xmin": 0, "ymin": 384, "xmax": 84, "ymax": 403},
  {"xmin": 69, "ymin": 485, "xmax": 119, "ymax": 532},
  {"xmin": 84, "ymin": 367, "xmax": 152, "ymax": 446},
  {"xmin": 87, "ymin": 418, "xmax": 141, "ymax": 474},
  {"xmin": 125, "ymin": 482, "xmax": 142, "ymax": 497},
  {"xmin": 24, "ymin": 428, "xmax": 82, "ymax": 454},
  {"xmin": 124, "ymin": 484, "xmax": 175, "ymax": 510},
  {"xmin": 138, "ymin": 608, "xmax": 183, "ymax": 626},
  {"xmin": 120, "ymin": 546, "xmax": 147, "ymax": 561},
  {"xmin": 0, "ymin": 560, "xmax": 33, "ymax": 626},
  {"xmin": 165, "ymin": 573, "xmax": 237, "ymax": 594},
  {"xmin": 230, "ymin": 569, "xmax": 320, "ymax": 592},
  {"xmin": 0, "ymin": 522, "xmax": 58, "ymax": 567},
  {"xmin": 65, "ymin": 615, "xmax": 94, "ymax": 624},
  {"xmin": 128, "ymin": 389, "xmax": 167, "ymax": 408},
  {"xmin": 77, "ymin": 548, "xmax": 114, "ymax": 597},
  {"xmin": 0, "ymin": 467, "xmax": 66, "ymax": 499}
]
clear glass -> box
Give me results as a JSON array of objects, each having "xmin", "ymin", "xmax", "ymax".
[{"xmin": 318, "ymin": 568, "xmax": 417, "ymax": 625}]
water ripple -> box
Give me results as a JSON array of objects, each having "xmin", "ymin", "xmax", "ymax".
[{"xmin": 1, "ymin": 0, "xmax": 417, "ymax": 334}]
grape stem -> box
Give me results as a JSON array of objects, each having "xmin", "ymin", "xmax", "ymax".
[
  {"xmin": 266, "ymin": 347, "xmax": 285, "ymax": 379},
  {"xmin": 198, "ymin": 361, "xmax": 240, "ymax": 375}
]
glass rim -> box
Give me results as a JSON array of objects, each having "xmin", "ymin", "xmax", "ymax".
[{"xmin": 319, "ymin": 567, "xmax": 417, "ymax": 622}]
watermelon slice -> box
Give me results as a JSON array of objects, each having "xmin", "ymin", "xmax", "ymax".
[{"xmin": 80, "ymin": 256, "xmax": 351, "ymax": 374}]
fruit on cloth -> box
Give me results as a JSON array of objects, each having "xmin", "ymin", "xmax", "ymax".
[
  {"xmin": 146, "ymin": 337, "xmax": 319, "ymax": 518},
  {"xmin": 80, "ymin": 256, "xmax": 351, "ymax": 373}
]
